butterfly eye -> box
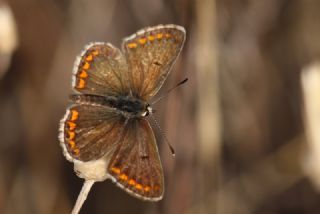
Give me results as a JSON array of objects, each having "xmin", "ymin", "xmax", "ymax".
[
  {"xmin": 141, "ymin": 111, "xmax": 149, "ymax": 117},
  {"xmin": 147, "ymin": 105, "xmax": 153, "ymax": 113}
]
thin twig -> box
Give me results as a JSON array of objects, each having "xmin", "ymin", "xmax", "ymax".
[{"xmin": 71, "ymin": 180, "xmax": 95, "ymax": 214}]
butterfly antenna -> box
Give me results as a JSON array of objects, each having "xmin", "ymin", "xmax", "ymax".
[
  {"xmin": 71, "ymin": 180, "xmax": 95, "ymax": 214},
  {"xmin": 151, "ymin": 78, "xmax": 188, "ymax": 105},
  {"xmin": 150, "ymin": 113, "xmax": 175, "ymax": 156}
]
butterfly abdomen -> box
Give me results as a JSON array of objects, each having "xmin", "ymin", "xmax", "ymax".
[{"xmin": 70, "ymin": 94, "xmax": 147, "ymax": 118}]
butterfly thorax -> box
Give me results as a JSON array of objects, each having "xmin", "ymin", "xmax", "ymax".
[{"xmin": 70, "ymin": 94, "xmax": 149, "ymax": 118}]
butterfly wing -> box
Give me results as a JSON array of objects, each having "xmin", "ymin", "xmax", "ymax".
[
  {"xmin": 72, "ymin": 42, "xmax": 130, "ymax": 96},
  {"xmin": 59, "ymin": 104, "xmax": 127, "ymax": 162},
  {"xmin": 107, "ymin": 119, "xmax": 164, "ymax": 201},
  {"xmin": 122, "ymin": 24, "xmax": 186, "ymax": 100}
]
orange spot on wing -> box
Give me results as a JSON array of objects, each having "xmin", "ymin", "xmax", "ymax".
[
  {"xmin": 127, "ymin": 43, "xmax": 137, "ymax": 49},
  {"xmin": 92, "ymin": 50, "xmax": 99, "ymax": 56},
  {"xmin": 83, "ymin": 62, "xmax": 90, "ymax": 70},
  {"xmin": 68, "ymin": 131, "xmax": 75, "ymax": 140},
  {"xmin": 144, "ymin": 186, "xmax": 150, "ymax": 192},
  {"xmin": 156, "ymin": 33, "xmax": 163, "ymax": 39},
  {"xmin": 70, "ymin": 110, "xmax": 79, "ymax": 121},
  {"xmin": 85, "ymin": 54, "xmax": 93, "ymax": 61},
  {"xmin": 148, "ymin": 35, "xmax": 155, "ymax": 41},
  {"xmin": 128, "ymin": 179, "xmax": 136, "ymax": 186},
  {"xmin": 68, "ymin": 140, "xmax": 76, "ymax": 149},
  {"xmin": 135, "ymin": 184, "xmax": 143, "ymax": 190},
  {"xmin": 79, "ymin": 70, "xmax": 88, "ymax": 78},
  {"xmin": 73, "ymin": 148, "xmax": 80, "ymax": 155},
  {"xmin": 138, "ymin": 38, "xmax": 147, "ymax": 44},
  {"xmin": 67, "ymin": 122, "xmax": 76, "ymax": 131},
  {"xmin": 77, "ymin": 79, "xmax": 86, "ymax": 89},
  {"xmin": 119, "ymin": 174, "xmax": 128, "ymax": 181},
  {"xmin": 111, "ymin": 167, "xmax": 121, "ymax": 174}
]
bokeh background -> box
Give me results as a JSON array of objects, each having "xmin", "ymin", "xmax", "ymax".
[{"xmin": 1, "ymin": 0, "xmax": 320, "ymax": 213}]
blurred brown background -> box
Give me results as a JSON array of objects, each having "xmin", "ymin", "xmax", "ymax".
[{"xmin": 1, "ymin": 0, "xmax": 320, "ymax": 213}]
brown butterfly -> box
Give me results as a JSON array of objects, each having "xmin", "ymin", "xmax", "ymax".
[{"xmin": 59, "ymin": 24, "xmax": 186, "ymax": 202}]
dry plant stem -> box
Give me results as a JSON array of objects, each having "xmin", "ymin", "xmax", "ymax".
[
  {"xmin": 71, "ymin": 180, "xmax": 95, "ymax": 214},
  {"xmin": 301, "ymin": 62, "xmax": 320, "ymax": 189},
  {"xmin": 188, "ymin": 135, "xmax": 304, "ymax": 214},
  {"xmin": 195, "ymin": 0, "xmax": 221, "ymax": 213}
]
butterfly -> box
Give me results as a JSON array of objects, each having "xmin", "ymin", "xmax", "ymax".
[{"xmin": 59, "ymin": 24, "xmax": 186, "ymax": 201}]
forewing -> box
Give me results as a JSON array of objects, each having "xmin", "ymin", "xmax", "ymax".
[
  {"xmin": 59, "ymin": 104, "xmax": 126, "ymax": 162},
  {"xmin": 72, "ymin": 42, "xmax": 130, "ymax": 96},
  {"xmin": 107, "ymin": 119, "xmax": 164, "ymax": 201},
  {"xmin": 122, "ymin": 24, "xmax": 186, "ymax": 100}
]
